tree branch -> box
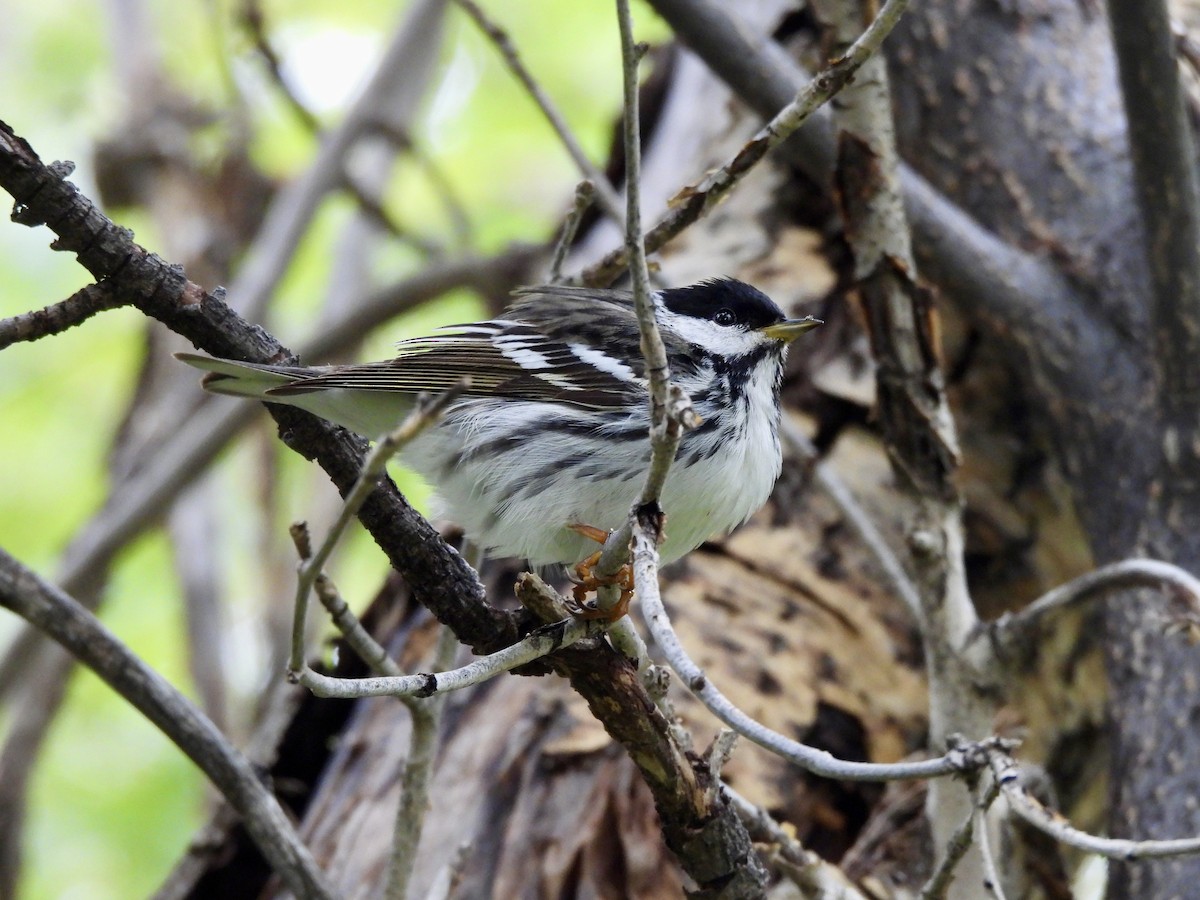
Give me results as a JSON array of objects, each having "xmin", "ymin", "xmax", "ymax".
[
  {"xmin": 0, "ymin": 121, "xmax": 778, "ymax": 898},
  {"xmin": 0, "ymin": 119, "xmax": 530, "ymax": 655},
  {"xmin": 991, "ymin": 751, "xmax": 1200, "ymax": 860},
  {"xmin": 1107, "ymin": 0, "xmax": 1200, "ymax": 421},
  {"xmin": 0, "ymin": 548, "xmax": 335, "ymax": 900},
  {"xmin": 451, "ymin": 0, "xmax": 626, "ymax": 228},
  {"xmin": 644, "ymin": 0, "xmax": 1124, "ymax": 421},
  {"xmin": 0, "ymin": 281, "xmax": 125, "ymax": 350},
  {"xmin": 978, "ymin": 558, "xmax": 1200, "ymax": 664},
  {"xmin": 582, "ymin": 0, "xmax": 909, "ymax": 287}
]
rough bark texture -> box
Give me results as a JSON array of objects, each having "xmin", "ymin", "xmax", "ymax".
[
  {"xmin": 8, "ymin": 0, "xmax": 1200, "ymax": 896},
  {"xmin": 887, "ymin": 2, "xmax": 1200, "ymax": 896}
]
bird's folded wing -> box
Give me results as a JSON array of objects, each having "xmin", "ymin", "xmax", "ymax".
[{"xmin": 267, "ymin": 320, "xmax": 645, "ymax": 411}]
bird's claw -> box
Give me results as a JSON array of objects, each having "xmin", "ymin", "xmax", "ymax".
[{"xmin": 564, "ymin": 526, "xmax": 635, "ymax": 620}]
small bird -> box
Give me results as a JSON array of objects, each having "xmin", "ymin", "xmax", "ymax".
[{"xmin": 179, "ymin": 278, "xmax": 819, "ymax": 575}]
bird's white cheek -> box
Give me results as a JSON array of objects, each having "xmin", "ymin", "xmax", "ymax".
[{"xmin": 655, "ymin": 308, "xmax": 766, "ymax": 356}]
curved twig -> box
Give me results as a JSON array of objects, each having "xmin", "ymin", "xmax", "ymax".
[
  {"xmin": 288, "ymin": 381, "xmax": 468, "ymax": 674},
  {"xmin": 635, "ymin": 517, "xmax": 966, "ymax": 781},
  {"xmin": 979, "ymin": 559, "xmax": 1200, "ymax": 663},
  {"xmin": 991, "ymin": 751, "xmax": 1200, "ymax": 860},
  {"xmin": 298, "ymin": 616, "xmax": 611, "ymax": 700}
]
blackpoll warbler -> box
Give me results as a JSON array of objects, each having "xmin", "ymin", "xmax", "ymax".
[{"xmin": 179, "ymin": 278, "xmax": 819, "ymax": 570}]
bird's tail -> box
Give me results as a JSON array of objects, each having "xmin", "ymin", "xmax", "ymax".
[{"xmin": 175, "ymin": 352, "xmax": 310, "ymax": 400}]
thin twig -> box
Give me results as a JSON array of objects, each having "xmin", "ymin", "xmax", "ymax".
[
  {"xmin": 919, "ymin": 805, "xmax": 977, "ymax": 900},
  {"xmin": 727, "ymin": 787, "xmax": 871, "ymax": 900},
  {"xmin": 634, "ymin": 515, "xmax": 964, "ymax": 781},
  {"xmin": 549, "ymin": 180, "xmax": 595, "ymax": 282},
  {"xmin": 384, "ymin": 624, "xmax": 459, "ymax": 900},
  {"xmin": 979, "ymin": 559, "xmax": 1200, "ymax": 663},
  {"xmin": 582, "ymin": 0, "xmax": 910, "ymax": 286},
  {"xmin": 339, "ymin": 170, "xmax": 442, "ymax": 256},
  {"xmin": 298, "ymin": 615, "xmax": 611, "ymax": 700},
  {"xmin": 0, "ymin": 282, "xmax": 126, "ymax": 350},
  {"xmin": 0, "ymin": 247, "xmax": 535, "ymax": 705},
  {"xmin": 1108, "ymin": 0, "xmax": 1200, "ymax": 419},
  {"xmin": 974, "ymin": 781, "xmax": 1007, "ymax": 899},
  {"xmin": 451, "ymin": 0, "xmax": 626, "ymax": 228},
  {"xmin": 782, "ymin": 418, "xmax": 922, "ymax": 623},
  {"xmin": 588, "ymin": 0, "xmax": 696, "ymax": 615},
  {"xmin": 309, "ymin": 561, "xmax": 404, "ymax": 677},
  {"xmin": 990, "ymin": 750, "xmax": 1200, "ymax": 860},
  {"xmin": 240, "ymin": 0, "xmax": 322, "ymax": 133},
  {"xmin": 404, "ymin": 137, "xmax": 475, "ymax": 251},
  {"xmin": 0, "ymin": 547, "xmax": 335, "ymax": 899},
  {"xmin": 289, "ymin": 382, "xmax": 467, "ymax": 675}
]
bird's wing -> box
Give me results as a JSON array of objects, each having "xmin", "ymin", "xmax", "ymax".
[
  {"xmin": 267, "ymin": 318, "xmax": 646, "ymax": 411},
  {"xmin": 508, "ymin": 285, "xmax": 699, "ymax": 376}
]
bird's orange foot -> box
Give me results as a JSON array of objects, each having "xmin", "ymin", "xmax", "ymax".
[{"xmin": 564, "ymin": 524, "xmax": 635, "ymax": 620}]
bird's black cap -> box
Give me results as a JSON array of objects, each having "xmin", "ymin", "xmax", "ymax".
[{"xmin": 659, "ymin": 278, "xmax": 786, "ymax": 330}]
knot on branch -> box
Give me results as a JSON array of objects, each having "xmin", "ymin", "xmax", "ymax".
[
  {"xmin": 943, "ymin": 734, "xmax": 1021, "ymax": 774},
  {"xmin": 636, "ymin": 501, "xmax": 665, "ymax": 543}
]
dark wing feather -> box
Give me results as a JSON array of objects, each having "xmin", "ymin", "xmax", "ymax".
[
  {"xmin": 509, "ymin": 284, "xmax": 700, "ymax": 378},
  {"xmin": 267, "ymin": 315, "xmax": 644, "ymax": 411}
]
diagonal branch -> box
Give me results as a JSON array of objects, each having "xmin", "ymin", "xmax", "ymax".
[
  {"xmin": 0, "ymin": 282, "xmax": 125, "ymax": 350},
  {"xmin": 582, "ymin": 0, "xmax": 909, "ymax": 286},
  {"xmin": 991, "ymin": 751, "xmax": 1200, "ymax": 860},
  {"xmin": 0, "ymin": 119, "xmax": 528, "ymax": 656},
  {"xmin": 0, "ymin": 118, "xmax": 784, "ymax": 900},
  {"xmin": 975, "ymin": 558, "xmax": 1200, "ymax": 665},
  {"xmin": 0, "ymin": 547, "xmax": 335, "ymax": 900},
  {"xmin": 451, "ymin": 0, "xmax": 626, "ymax": 228},
  {"xmin": 644, "ymin": 0, "xmax": 1131, "ymax": 422}
]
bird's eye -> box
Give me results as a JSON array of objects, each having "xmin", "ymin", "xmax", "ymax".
[{"xmin": 713, "ymin": 308, "xmax": 736, "ymax": 327}]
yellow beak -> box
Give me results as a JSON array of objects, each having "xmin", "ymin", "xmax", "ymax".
[{"xmin": 758, "ymin": 317, "xmax": 822, "ymax": 343}]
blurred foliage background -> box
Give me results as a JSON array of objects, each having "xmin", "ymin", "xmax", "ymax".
[{"xmin": 0, "ymin": 1, "xmax": 667, "ymax": 896}]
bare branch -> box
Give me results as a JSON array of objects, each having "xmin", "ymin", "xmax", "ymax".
[
  {"xmin": 240, "ymin": 0, "xmax": 322, "ymax": 133},
  {"xmin": 288, "ymin": 381, "xmax": 467, "ymax": 675},
  {"xmin": 645, "ymin": 0, "xmax": 1109, "ymax": 417},
  {"xmin": 451, "ymin": 0, "xmax": 626, "ymax": 228},
  {"xmin": 979, "ymin": 559, "xmax": 1200, "ymax": 663},
  {"xmin": 582, "ymin": 0, "xmax": 910, "ymax": 286},
  {"xmin": 812, "ymin": 0, "xmax": 993, "ymax": 891},
  {"xmin": 0, "ymin": 119, "xmax": 532, "ymax": 654},
  {"xmin": 1108, "ymin": 0, "xmax": 1200, "ymax": 419},
  {"xmin": 311, "ymin": 564, "xmax": 403, "ymax": 678},
  {"xmin": 586, "ymin": 2, "xmax": 697, "ymax": 617},
  {"xmin": 0, "ymin": 282, "xmax": 125, "ymax": 350},
  {"xmin": 726, "ymin": 787, "xmax": 871, "ymax": 900},
  {"xmin": 384, "ymin": 624, "xmax": 459, "ymax": 900},
  {"xmin": 974, "ymin": 786, "xmax": 1008, "ymax": 900},
  {"xmin": 919, "ymin": 805, "xmax": 977, "ymax": 900},
  {"xmin": 298, "ymin": 615, "xmax": 611, "ymax": 700},
  {"xmin": 549, "ymin": 180, "xmax": 595, "ymax": 282},
  {"xmin": 635, "ymin": 515, "xmax": 964, "ymax": 781},
  {"xmin": 0, "ymin": 547, "xmax": 335, "ymax": 899},
  {"xmin": 991, "ymin": 751, "xmax": 1200, "ymax": 860},
  {"xmin": 0, "ymin": 247, "xmax": 534, "ymax": 706}
]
